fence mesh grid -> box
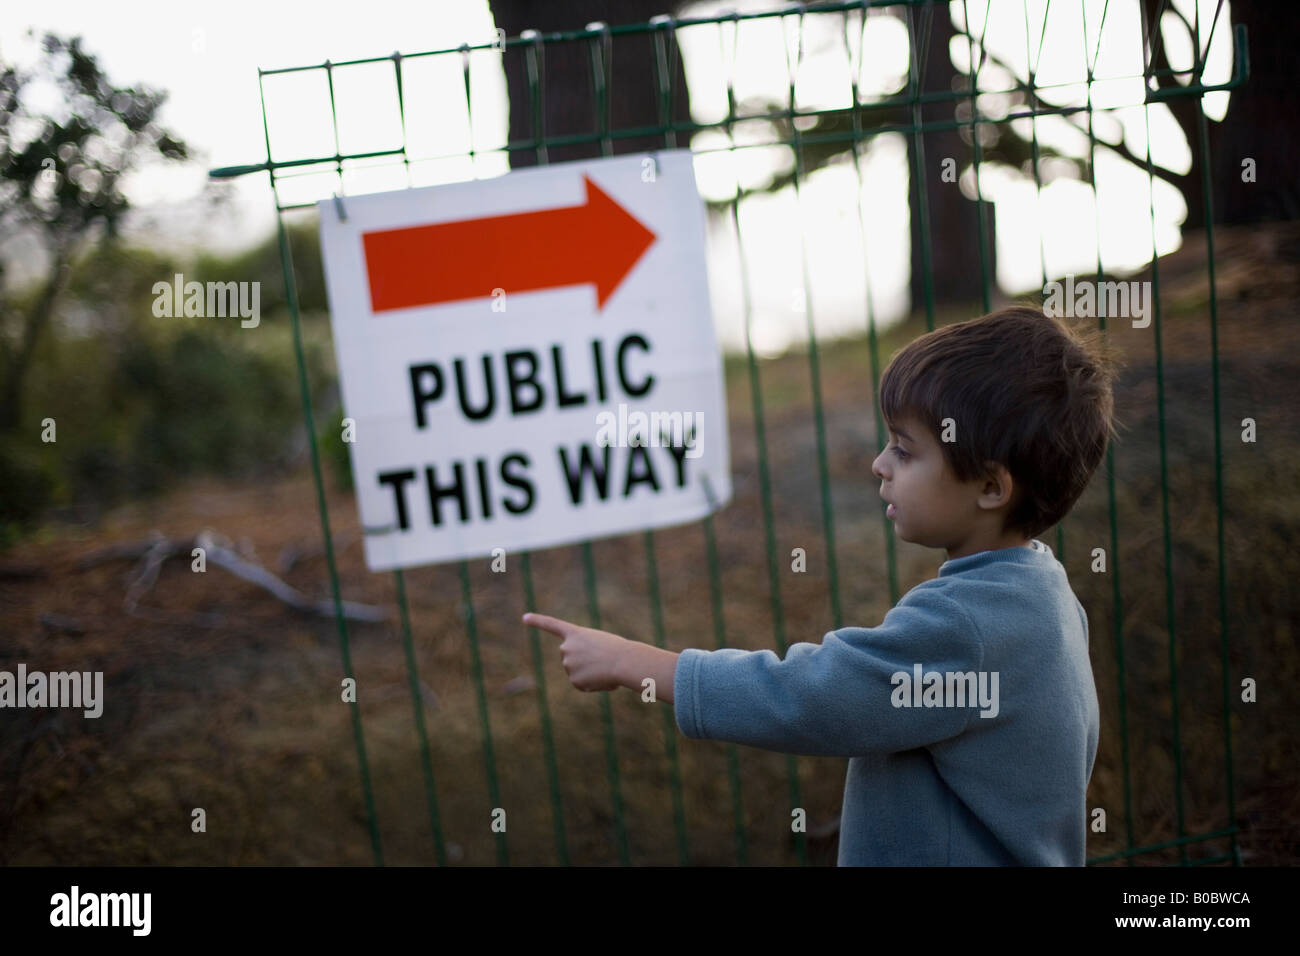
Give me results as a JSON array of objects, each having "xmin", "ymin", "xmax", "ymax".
[{"xmin": 210, "ymin": 0, "xmax": 1248, "ymax": 866}]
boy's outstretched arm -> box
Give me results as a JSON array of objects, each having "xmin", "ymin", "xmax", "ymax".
[
  {"xmin": 523, "ymin": 612, "xmax": 679, "ymax": 703},
  {"xmin": 528, "ymin": 587, "xmax": 986, "ymax": 758},
  {"xmin": 671, "ymin": 587, "xmax": 987, "ymax": 756}
]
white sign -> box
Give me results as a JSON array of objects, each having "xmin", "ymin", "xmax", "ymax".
[{"xmin": 318, "ymin": 150, "xmax": 731, "ymax": 571}]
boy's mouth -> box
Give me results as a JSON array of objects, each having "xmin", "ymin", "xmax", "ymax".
[{"xmin": 886, "ymin": 503, "xmax": 897, "ymax": 519}]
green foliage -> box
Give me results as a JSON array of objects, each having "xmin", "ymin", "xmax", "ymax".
[
  {"xmin": 1, "ymin": 31, "xmax": 192, "ymax": 435},
  {"xmin": 193, "ymin": 218, "xmax": 327, "ymax": 318},
  {"xmin": 0, "ymin": 32, "xmax": 187, "ymax": 243},
  {"xmin": 112, "ymin": 327, "xmax": 304, "ymax": 490},
  {"xmin": 0, "ymin": 434, "xmax": 58, "ymax": 545},
  {"xmin": 0, "ymin": 32, "xmax": 342, "ymax": 541},
  {"xmin": 0, "ymin": 235, "xmax": 338, "ymax": 537}
]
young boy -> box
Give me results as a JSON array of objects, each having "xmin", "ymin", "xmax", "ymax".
[{"xmin": 523, "ymin": 306, "xmax": 1116, "ymax": 866}]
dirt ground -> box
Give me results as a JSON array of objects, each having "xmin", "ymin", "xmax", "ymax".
[{"xmin": 1, "ymin": 221, "xmax": 1297, "ymax": 866}]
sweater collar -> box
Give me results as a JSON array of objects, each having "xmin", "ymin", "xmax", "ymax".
[{"xmin": 938, "ymin": 539, "xmax": 1053, "ymax": 577}]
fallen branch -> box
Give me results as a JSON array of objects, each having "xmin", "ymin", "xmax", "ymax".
[
  {"xmin": 77, "ymin": 540, "xmax": 163, "ymax": 569},
  {"xmin": 196, "ymin": 531, "xmax": 386, "ymax": 623},
  {"xmin": 77, "ymin": 530, "xmax": 387, "ymax": 623},
  {"xmin": 124, "ymin": 533, "xmax": 175, "ymax": 614}
]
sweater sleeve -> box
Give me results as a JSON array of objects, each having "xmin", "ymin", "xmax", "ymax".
[{"xmin": 673, "ymin": 584, "xmax": 985, "ymax": 757}]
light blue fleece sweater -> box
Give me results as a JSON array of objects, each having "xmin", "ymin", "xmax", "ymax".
[{"xmin": 673, "ymin": 539, "xmax": 1099, "ymax": 865}]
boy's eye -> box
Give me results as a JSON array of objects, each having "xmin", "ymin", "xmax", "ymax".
[{"xmin": 893, "ymin": 446, "xmax": 909, "ymax": 461}]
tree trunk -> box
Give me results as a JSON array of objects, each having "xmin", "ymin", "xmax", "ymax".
[
  {"xmin": 488, "ymin": 0, "xmax": 694, "ymax": 170},
  {"xmin": 1144, "ymin": 0, "xmax": 1300, "ymax": 228},
  {"xmin": 907, "ymin": 1, "xmax": 997, "ymax": 317},
  {"xmin": 0, "ymin": 250, "xmax": 68, "ymax": 433}
]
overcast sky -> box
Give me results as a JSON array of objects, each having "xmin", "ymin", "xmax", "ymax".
[{"xmin": 1, "ymin": 0, "xmax": 1234, "ymax": 353}]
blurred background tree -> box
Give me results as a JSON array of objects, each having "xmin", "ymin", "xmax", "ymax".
[
  {"xmin": 0, "ymin": 34, "xmax": 335, "ymax": 539},
  {"xmin": 1131, "ymin": 0, "xmax": 1299, "ymax": 226},
  {"xmin": 489, "ymin": 1, "xmax": 1022, "ymax": 310},
  {"xmin": 0, "ymin": 31, "xmax": 189, "ymax": 432},
  {"xmin": 489, "ymin": 1, "xmax": 1296, "ymax": 312}
]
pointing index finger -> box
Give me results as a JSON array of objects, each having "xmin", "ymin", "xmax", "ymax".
[{"xmin": 522, "ymin": 612, "xmax": 571, "ymax": 637}]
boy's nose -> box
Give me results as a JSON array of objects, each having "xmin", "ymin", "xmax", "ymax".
[{"xmin": 871, "ymin": 450, "xmax": 888, "ymax": 480}]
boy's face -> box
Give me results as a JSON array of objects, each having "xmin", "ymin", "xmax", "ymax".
[{"xmin": 871, "ymin": 414, "xmax": 990, "ymax": 553}]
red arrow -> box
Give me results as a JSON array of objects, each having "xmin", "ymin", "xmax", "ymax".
[{"xmin": 362, "ymin": 174, "xmax": 656, "ymax": 313}]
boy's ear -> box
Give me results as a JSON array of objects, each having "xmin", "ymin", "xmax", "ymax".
[{"xmin": 975, "ymin": 462, "xmax": 1017, "ymax": 512}]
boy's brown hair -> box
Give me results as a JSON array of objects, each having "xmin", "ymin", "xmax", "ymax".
[{"xmin": 879, "ymin": 306, "xmax": 1118, "ymax": 538}]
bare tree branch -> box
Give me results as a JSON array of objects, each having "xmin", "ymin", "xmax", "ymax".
[
  {"xmin": 78, "ymin": 531, "xmax": 387, "ymax": 624},
  {"xmin": 955, "ymin": 32, "xmax": 1189, "ymax": 194}
]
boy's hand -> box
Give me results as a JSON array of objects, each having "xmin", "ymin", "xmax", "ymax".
[{"xmin": 523, "ymin": 612, "xmax": 628, "ymax": 692}]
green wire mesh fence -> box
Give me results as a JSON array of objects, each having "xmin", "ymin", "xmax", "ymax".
[{"xmin": 210, "ymin": 0, "xmax": 1249, "ymax": 866}]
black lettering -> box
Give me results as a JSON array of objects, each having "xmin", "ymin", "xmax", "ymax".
[
  {"xmin": 505, "ymin": 350, "xmax": 544, "ymax": 414},
  {"xmin": 475, "ymin": 457, "xmax": 493, "ymax": 519},
  {"xmin": 553, "ymin": 344, "xmax": 587, "ymax": 408},
  {"xmin": 454, "ymin": 355, "xmax": 496, "ymax": 421},
  {"xmin": 618, "ymin": 333, "xmax": 653, "ymax": 397},
  {"xmin": 425, "ymin": 463, "xmax": 469, "ymax": 526},
  {"xmin": 377, "ymin": 469, "xmax": 417, "ymax": 530},
  {"xmin": 559, "ymin": 444, "xmax": 611, "ymax": 503},
  {"xmin": 500, "ymin": 452, "xmax": 534, "ymax": 514},
  {"xmin": 591, "ymin": 338, "xmax": 607, "ymax": 402},
  {"xmin": 409, "ymin": 364, "xmax": 443, "ymax": 429},
  {"xmin": 663, "ymin": 430, "xmax": 691, "ymax": 487},
  {"xmin": 623, "ymin": 444, "xmax": 660, "ymax": 496}
]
